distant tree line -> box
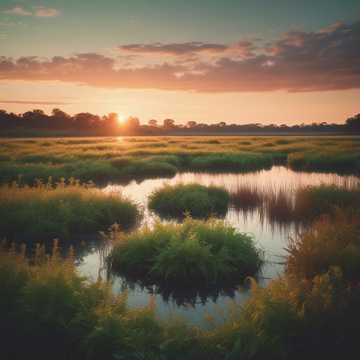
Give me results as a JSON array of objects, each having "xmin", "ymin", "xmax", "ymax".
[{"xmin": 0, "ymin": 108, "xmax": 359, "ymax": 135}]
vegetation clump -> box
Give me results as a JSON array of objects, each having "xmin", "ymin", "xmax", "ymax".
[
  {"xmin": 107, "ymin": 218, "xmax": 263, "ymax": 285},
  {"xmin": 188, "ymin": 153, "xmax": 273, "ymax": 172},
  {"xmin": 148, "ymin": 183, "xmax": 230, "ymax": 219},
  {"xmin": 286, "ymin": 210, "xmax": 360, "ymax": 281},
  {"xmin": 0, "ymin": 179, "xmax": 141, "ymax": 240},
  {"xmin": 288, "ymin": 152, "xmax": 360, "ymax": 173}
]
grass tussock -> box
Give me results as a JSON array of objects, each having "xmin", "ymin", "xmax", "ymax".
[
  {"xmin": 286, "ymin": 210, "xmax": 360, "ymax": 281},
  {"xmin": 107, "ymin": 217, "xmax": 263, "ymax": 285},
  {"xmin": 148, "ymin": 183, "xmax": 230, "ymax": 219},
  {"xmin": 0, "ymin": 179, "xmax": 141, "ymax": 240}
]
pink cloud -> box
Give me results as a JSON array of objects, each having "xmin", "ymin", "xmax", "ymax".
[
  {"xmin": 2, "ymin": 5, "xmax": 60, "ymax": 18},
  {"xmin": 0, "ymin": 21, "xmax": 359, "ymax": 93}
]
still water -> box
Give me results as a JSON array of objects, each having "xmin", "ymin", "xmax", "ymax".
[{"xmin": 77, "ymin": 166, "xmax": 359, "ymax": 326}]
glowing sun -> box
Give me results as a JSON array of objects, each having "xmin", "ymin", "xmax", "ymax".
[{"xmin": 117, "ymin": 114, "xmax": 126, "ymax": 125}]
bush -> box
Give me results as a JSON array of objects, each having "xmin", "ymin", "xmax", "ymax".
[
  {"xmin": 107, "ymin": 218, "xmax": 263, "ymax": 285},
  {"xmin": 0, "ymin": 179, "xmax": 141, "ymax": 240},
  {"xmin": 148, "ymin": 184, "xmax": 230, "ymax": 219}
]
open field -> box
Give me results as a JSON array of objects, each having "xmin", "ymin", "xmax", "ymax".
[{"xmin": 0, "ymin": 136, "xmax": 360, "ymax": 184}]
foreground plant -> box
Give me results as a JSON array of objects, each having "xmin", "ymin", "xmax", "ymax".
[
  {"xmin": 2, "ymin": 210, "xmax": 360, "ymax": 360},
  {"xmin": 107, "ymin": 217, "xmax": 263, "ymax": 285},
  {"xmin": 0, "ymin": 178, "xmax": 141, "ymax": 240},
  {"xmin": 286, "ymin": 210, "xmax": 360, "ymax": 280},
  {"xmin": 148, "ymin": 183, "xmax": 230, "ymax": 219}
]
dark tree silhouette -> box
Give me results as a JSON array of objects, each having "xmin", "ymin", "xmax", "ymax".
[{"xmin": 0, "ymin": 108, "xmax": 356, "ymax": 136}]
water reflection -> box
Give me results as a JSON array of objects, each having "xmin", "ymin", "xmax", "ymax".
[{"xmin": 76, "ymin": 166, "xmax": 359, "ymax": 324}]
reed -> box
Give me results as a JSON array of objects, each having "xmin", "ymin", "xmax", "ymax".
[
  {"xmin": 0, "ymin": 179, "xmax": 141, "ymax": 240},
  {"xmin": 148, "ymin": 183, "xmax": 230, "ymax": 219},
  {"xmin": 107, "ymin": 217, "xmax": 263, "ymax": 285}
]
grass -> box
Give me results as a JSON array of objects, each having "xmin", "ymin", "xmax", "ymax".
[
  {"xmin": 288, "ymin": 152, "xmax": 360, "ymax": 173},
  {"xmin": 294, "ymin": 185, "xmax": 360, "ymax": 220},
  {"xmin": 0, "ymin": 136, "xmax": 359, "ymax": 184},
  {"xmin": 2, "ymin": 212, "xmax": 360, "ymax": 359},
  {"xmin": 148, "ymin": 183, "xmax": 230, "ymax": 219},
  {"xmin": 188, "ymin": 153, "xmax": 273, "ymax": 172},
  {"xmin": 107, "ymin": 217, "xmax": 263, "ymax": 285},
  {"xmin": 286, "ymin": 210, "xmax": 360, "ymax": 281},
  {"xmin": 0, "ymin": 179, "xmax": 141, "ymax": 240},
  {"xmin": 230, "ymin": 184, "xmax": 360, "ymax": 224}
]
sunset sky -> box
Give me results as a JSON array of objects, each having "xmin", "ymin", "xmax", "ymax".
[{"xmin": 0, "ymin": 0, "xmax": 359, "ymax": 124}]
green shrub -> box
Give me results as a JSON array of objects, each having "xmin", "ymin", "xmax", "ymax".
[
  {"xmin": 148, "ymin": 184, "xmax": 230, "ymax": 219},
  {"xmin": 107, "ymin": 218, "xmax": 263, "ymax": 285}
]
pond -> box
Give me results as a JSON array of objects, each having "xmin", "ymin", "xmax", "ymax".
[{"xmin": 77, "ymin": 166, "xmax": 359, "ymax": 327}]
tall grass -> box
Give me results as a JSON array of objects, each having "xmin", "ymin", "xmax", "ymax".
[
  {"xmin": 230, "ymin": 184, "xmax": 360, "ymax": 224},
  {"xmin": 0, "ymin": 179, "xmax": 141, "ymax": 240},
  {"xmin": 188, "ymin": 153, "xmax": 273, "ymax": 172},
  {"xmin": 288, "ymin": 152, "xmax": 360, "ymax": 173},
  {"xmin": 2, "ymin": 210, "xmax": 360, "ymax": 359},
  {"xmin": 1, "ymin": 136, "xmax": 359, "ymax": 185},
  {"xmin": 286, "ymin": 210, "xmax": 360, "ymax": 280},
  {"xmin": 107, "ymin": 217, "xmax": 263, "ymax": 285},
  {"xmin": 148, "ymin": 183, "xmax": 230, "ymax": 219}
]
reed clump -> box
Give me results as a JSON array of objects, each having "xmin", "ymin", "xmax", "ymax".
[
  {"xmin": 148, "ymin": 183, "xmax": 230, "ymax": 219},
  {"xmin": 286, "ymin": 210, "xmax": 360, "ymax": 281},
  {"xmin": 107, "ymin": 217, "xmax": 263, "ymax": 285},
  {"xmin": 0, "ymin": 179, "xmax": 141, "ymax": 240}
]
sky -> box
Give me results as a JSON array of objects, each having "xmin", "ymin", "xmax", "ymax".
[{"xmin": 0, "ymin": 0, "xmax": 359, "ymax": 124}]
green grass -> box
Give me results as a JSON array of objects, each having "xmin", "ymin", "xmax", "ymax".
[
  {"xmin": 148, "ymin": 184, "xmax": 230, "ymax": 219},
  {"xmin": 188, "ymin": 153, "xmax": 273, "ymax": 172},
  {"xmin": 288, "ymin": 152, "xmax": 360, "ymax": 173},
  {"xmin": 2, "ymin": 215, "xmax": 360, "ymax": 360},
  {"xmin": 0, "ymin": 179, "xmax": 141, "ymax": 240},
  {"xmin": 1, "ymin": 136, "xmax": 359, "ymax": 185},
  {"xmin": 107, "ymin": 217, "xmax": 263, "ymax": 285}
]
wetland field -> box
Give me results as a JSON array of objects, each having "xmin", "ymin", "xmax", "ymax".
[{"xmin": 1, "ymin": 135, "xmax": 360, "ymax": 360}]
